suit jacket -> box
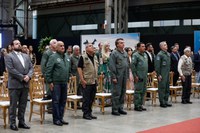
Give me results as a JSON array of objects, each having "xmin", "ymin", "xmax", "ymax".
[
  {"xmin": 4, "ymin": 51, "xmax": 33, "ymax": 89},
  {"xmin": 0, "ymin": 55, "xmax": 6, "ymax": 76},
  {"xmin": 194, "ymin": 52, "xmax": 200, "ymax": 72},
  {"xmin": 170, "ymin": 52, "xmax": 179, "ymax": 73},
  {"xmin": 145, "ymin": 51, "xmax": 155, "ymax": 73}
]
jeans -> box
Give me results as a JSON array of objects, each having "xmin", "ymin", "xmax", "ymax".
[{"xmin": 51, "ymin": 83, "xmax": 67, "ymax": 122}]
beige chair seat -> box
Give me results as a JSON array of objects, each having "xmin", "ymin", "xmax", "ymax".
[
  {"xmin": 0, "ymin": 101, "xmax": 10, "ymax": 106},
  {"xmin": 96, "ymin": 93, "xmax": 112, "ymax": 97},
  {"xmin": 147, "ymin": 88, "xmax": 158, "ymax": 91},
  {"xmin": 33, "ymin": 98, "xmax": 52, "ymax": 103},
  {"xmin": 68, "ymin": 95, "xmax": 83, "ymax": 99}
]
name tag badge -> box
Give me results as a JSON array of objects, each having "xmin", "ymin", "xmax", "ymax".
[{"xmin": 162, "ymin": 61, "xmax": 166, "ymax": 66}]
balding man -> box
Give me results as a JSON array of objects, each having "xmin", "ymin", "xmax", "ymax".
[
  {"xmin": 45, "ymin": 41, "xmax": 70, "ymax": 126},
  {"xmin": 155, "ymin": 41, "xmax": 171, "ymax": 108},
  {"xmin": 178, "ymin": 48, "xmax": 193, "ymax": 104},
  {"xmin": 40, "ymin": 39, "xmax": 57, "ymax": 113}
]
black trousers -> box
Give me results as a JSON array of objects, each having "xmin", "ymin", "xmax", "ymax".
[
  {"xmin": 82, "ymin": 84, "xmax": 96, "ymax": 116},
  {"xmin": 9, "ymin": 88, "xmax": 29, "ymax": 125},
  {"xmin": 181, "ymin": 75, "xmax": 191, "ymax": 102},
  {"xmin": 173, "ymin": 71, "xmax": 179, "ymax": 86}
]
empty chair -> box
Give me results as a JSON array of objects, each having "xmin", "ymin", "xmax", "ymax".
[
  {"xmin": 66, "ymin": 76, "xmax": 82, "ymax": 116},
  {"xmin": 29, "ymin": 78, "xmax": 52, "ymax": 124},
  {"xmin": 0, "ymin": 78, "xmax": 10, "ymax": 128}
]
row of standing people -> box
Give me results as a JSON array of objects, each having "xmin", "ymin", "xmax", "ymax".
[{"xmin": 4, "ymin": 38, "xmax": 195, "ymax": 131}]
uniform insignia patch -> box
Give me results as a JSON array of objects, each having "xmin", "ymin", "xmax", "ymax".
[{"xmin": 57, "ymin": 58, "xmax": 61, "ymax": 62}]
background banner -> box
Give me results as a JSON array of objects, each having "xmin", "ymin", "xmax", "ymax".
[{"xmin": 81, "ymin": 33, "xmax": 140, "ymax": 52}]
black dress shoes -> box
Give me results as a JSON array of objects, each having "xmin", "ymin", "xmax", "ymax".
[
  {"xmin": 160, "ymin": 104, "xmax": 167, "ymax": 108},
  {"xmin": 165, "ymin": 103, "xmax": 172, "ymax": 107},
  {"xmin": 61, "ymin": 120, "xmax": 69, "ymax": 125},
  {"xmin": 118, "ymin": 110, "xmax": 127, "ymax": 115},
  {"xmin": 90, "ymin": 114, "xmax": 97, "ymax": 119},
  {"xmin": 53, "ymin": 121, "xmax": 63, "ymax": 126},
  {"xmin": 181, "ymin": 101, "xmax": 187, "ymax": 104},
  {"xmin": 10, "ymin": 124, "xmax": 18, "ymax": 131},
  {"xmin": 141, "ymin": 107, "xmax": 147, "ymax": 111},
  {"xmin": 18, "ymin": 123, "xmax": 30, "ymax": 129},
  {"xmin": 134, "ymin": 107, "xmax": 142, "ymax": 111},
  {"xmin": 111, "ymin": 111, "xmax": 120, "ymax": 116},
  {"xmin": 186, "ymin": 101, "xmax": 193, "ymax": 104},
  {"xmin": 83, "ymin": 115, "xmax": 92, "ymax": 120}
]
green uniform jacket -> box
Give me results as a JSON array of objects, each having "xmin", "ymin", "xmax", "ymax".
[
  {"xmin": 109, "ymin": 49, "xmax": 129, "ymax": 80},
  {"xmin": 70, "ymin": 54, "xmax": 80, "ymax": 76},
  {"xmin": 131, "ymin": 52, "xmax": 148, "ymax": 80},
  {"xmin": 45, "ymin": 52, "xmax": 71, "ymax": 84},
  {"xmin": 155, "ymin": 50, "xmax": 171, "ymax": 77},
  {"xmin": 40, "ymin": 49, "xmax": 54, "ymax": 76}
]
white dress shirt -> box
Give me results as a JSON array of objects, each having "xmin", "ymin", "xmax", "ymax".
[
  {"xmin": 146, "ymin": 51, "xmax": 152, "ymax": 61},
  {"xmin": 14, "ymin": 51, "xmax": 25, "ymax": 68}
]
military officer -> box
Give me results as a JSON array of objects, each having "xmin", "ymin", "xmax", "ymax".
[
  {"xmin": 131, "ymin": 42, "xmax": 148, "ymax": 111},
  {"xmin": 109, "ymin": 38, "xmax": 129, "ymax": 116},
  {"xmin": 155, "ymin": 41, "xmax": 172, "ymax": 108}
]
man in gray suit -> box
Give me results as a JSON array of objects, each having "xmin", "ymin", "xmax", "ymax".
[{"xmin": 4, "ymin": 39, "xmax": 33, "ymax": 131}]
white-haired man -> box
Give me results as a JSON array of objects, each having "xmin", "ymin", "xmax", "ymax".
[
  {"xmin": 70, "ymin": 45, "xmax": 81, "ymax": 108},
  {"xmin": 155, "ymin": 41, "xmax": 172, "ymax": 108},
  {"xmin": 40, "ymin": 39, "xmax": 57, "ymax": 113},
  {"xmin": 178, "ymin": 47, "xmax": 193, "ymax": 104}
]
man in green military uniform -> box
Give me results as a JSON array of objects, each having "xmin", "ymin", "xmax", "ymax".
[
  {"xmin": 40, "ymin": 39, "xmax": 57, "ymax": 113},
  {"xmin": 109, "ymin": 38, "xmax": 129, "ymax": 116},
  {"xmin": 70, "ymin": 45, "xmax": 81, "ymax": 93},
  {"xmin": 155, "ymin": 41, "xmax": 172, "ymax": 108},
  {"xmin": 131, "ymin": 42, "xmax": 148, "ymax": 111},
  {"xmin": 70, "ymin": 45, "xmax": 81, "ymax": 108}
]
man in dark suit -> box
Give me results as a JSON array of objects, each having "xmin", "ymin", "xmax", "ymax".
[
  {"xmin": 170, "ymin": 46, "xmax": 180, "ymax": 86},
  {"xmin": 4, "ymin": 39, "xmax": 33, "ymax": 131},
  {"xmin": 145, "ymin": 43, "xmax": 155, "ymax": 73},
  {"xmin": 194, "ymin": 48, "xmax": 200, "ymax": 83},
  {"xmin": 145, "ymin": 43, "xmax": 155, "ymax": 99}
]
